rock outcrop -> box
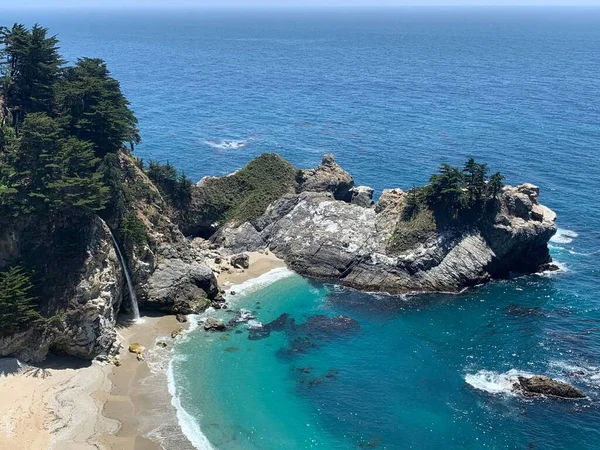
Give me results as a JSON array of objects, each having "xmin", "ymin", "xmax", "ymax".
[
  {"xmin": 516, "ymin": 376, "xmax": 586, "ymax": 399},
  {"xmin": 114, "ymin": 154, "xmax": 220, "ymax": 316},
  {"xmin": 297, "ymin": 154, "xmax": 354, "ymax": 201},
  {"xmin": 350, "ymin": 186, "xmax": 375, "ymax": 208},
  {"xmin": 1, "ymin": 217, "xmax": 123, "ymax": 362},
  {"xmin": 210, "ymin": 155, "xmax": 557, "ymax": 295}
]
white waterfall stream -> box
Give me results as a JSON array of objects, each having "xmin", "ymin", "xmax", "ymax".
[{"xmin": 108, "ymin": 229, "xmax": 141, "ymax": 321}]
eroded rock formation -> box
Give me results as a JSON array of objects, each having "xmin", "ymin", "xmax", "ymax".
[{"xmin": 211, "ymin": 155, "xmax": 557, "ymax": 294}]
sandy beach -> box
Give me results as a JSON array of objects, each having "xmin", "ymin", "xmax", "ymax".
[{"xmin": 0, "ymin": 251, "xmax": 286, "ymax": 450}]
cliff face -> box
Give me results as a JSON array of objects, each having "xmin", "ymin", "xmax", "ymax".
[
  {"xmin": 0, "ymin": 217, "xmax": 123, "ymax": 361},
  {"xmin": 212, "ymin": 155, "xmax": 557, "ymax": 294},
  {"xmin": 117, "ymin": 154, "xmax": 220, "ymax": 315},
  {"xmin": 0, "ymin": 153, "xmax": 220, "ymax": 362}
]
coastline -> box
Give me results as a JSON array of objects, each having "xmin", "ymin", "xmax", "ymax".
[{"xmin": 0, "ymin": 251, "xmax": 288, "ymax": 450}]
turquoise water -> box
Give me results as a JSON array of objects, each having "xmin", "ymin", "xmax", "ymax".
[
  {"xmin": 3, "ymin": 7, "xmax": 600, "ymax": 449},
  {"xmin": 171, "ymin": 238, "xmax": 600, "ymax": 449}
]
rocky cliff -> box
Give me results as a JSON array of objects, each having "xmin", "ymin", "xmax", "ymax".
[
  {"xmin": 0, "ymin": 153, "xmax": 220, "ymax": 362},
  {"xmin": 0, "ymin": 152, "xmax": 557, "ymax": 362},
  {"xmin": 0, "ymin": 217, "xmax": 123, "ymax": 361},
  {"xmin": 211, "ymin": 154, "xmax": 557, "ymax": 294}
]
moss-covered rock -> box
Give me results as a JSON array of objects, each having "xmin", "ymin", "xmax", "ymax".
[{"xmin": 179, "ymin": 153, "xmax": 299, "ymax": 237}]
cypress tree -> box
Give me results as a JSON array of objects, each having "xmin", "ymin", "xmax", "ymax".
[{"xmin": 0, "ymin": 266, "xmax": 41, "ymax": 335}]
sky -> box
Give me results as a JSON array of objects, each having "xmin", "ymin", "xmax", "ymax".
[{"xmin": 3, "ymin": 0, "xmax": 600, "ymax": 9}]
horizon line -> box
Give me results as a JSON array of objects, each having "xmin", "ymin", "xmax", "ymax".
[{"xmin": 2, "ymin": 4, "xmax": 600, "ymax": 11}]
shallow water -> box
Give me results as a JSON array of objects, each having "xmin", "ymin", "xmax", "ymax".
[{"xmin": 3, "ymin": 7, "xmax": 600, "ymax": 449}]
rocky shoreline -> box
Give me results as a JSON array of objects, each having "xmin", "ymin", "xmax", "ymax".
[
  {"xmin": 1, "ymin": 152, "xmax": 558, "ymax": 365},
  {"xmin": 211, "ymin": 154, "xmax": 557, "ymax": 295}
]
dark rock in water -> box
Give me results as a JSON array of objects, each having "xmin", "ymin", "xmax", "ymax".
[
  {"xmin": 249, "ymin": 313, "xmax": 360, "ymax": 352},
  {"xmin": 325, "ymin": 369, "xmax": 339, "ymax": 378},
  {"xmin": 248, "ymin": 313, "xmax": 296, "ymax": 340},
  {"xmin": 516, "ymin": 376, "xmax": 586, "ymax": 399},
  {"xmin": 538, "ymin": 263, "xmax": 560, "ymax": 273},
  {"xmin": 176, "ymin": 314, "xmax": 188, "ymax": 323},
  {"xmin": 230, "ymin": 253, "xmax": 250, "ymax": 269},
  {"xmin": 297, "ymin": 315, "xmax": 361, "ymax": 340},
  {"xmin": 293, "ymin": 366, "xmax": 314, "ymax": 374},
  {"xmin": 505, "ymin": 305, "xmax": 544, "ymax": 317},
  {"xmin": 204, "ymin": 317, "xmax": 226, "ymax": 332},
  {"xmin": 224, "ymin": 346, "xmax": 239, "ymax": 353}
]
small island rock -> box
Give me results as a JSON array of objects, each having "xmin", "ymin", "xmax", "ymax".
[{"xmin": 516, "ymin": 376, "xmax": 586, "ymax": 399}]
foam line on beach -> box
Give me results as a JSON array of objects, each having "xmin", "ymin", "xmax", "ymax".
[
  {"xmin": 226, "ymin": 266, "xmax": 296, "ymax": 299},
  {"xmin": 167, "ymin": 359, "xmax": 215, "ymax": 450},
  {"xmin": 166, "ymin": 266, "xmax": 295, "ymax": 449}
]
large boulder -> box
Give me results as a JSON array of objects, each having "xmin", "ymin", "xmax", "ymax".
[
  {"xmin": 350, "ymin": 186, "xmax": 375, "ymax": 208},
  {"xmin": 516, "ymin": 376, "xmax": 586, "ymax": 399},
  {"xmin": 230, "ymin": 253, "xmax": 250, "ymax": 269},
  {"xmin": 297, "ymin": 154, "xmax": 354, "ymax": 202}
]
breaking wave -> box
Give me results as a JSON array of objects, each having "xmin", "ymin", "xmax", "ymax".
[
  {"xmin": 465, "ymin": 369, "xmax": 535, "ymax": 396},
  {"xmin": 226, "ymin": 267, "xmax": 296, "ymax": 301},
  {"xmin": 205, "ymin": 139, "xmax": 249, "ymax": 150},
  {"xmin": 550, "ymin": 228, "xmax": 579, "ymax": 245}
]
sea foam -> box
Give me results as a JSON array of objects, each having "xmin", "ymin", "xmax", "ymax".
[
  {"xmin": 465, "ymin": 369, "xmax": 535, "ymax": 396},
  {"xmin": 226, "ymin": 267, "xmax": 296, "ymax": 300},
  {"xmin": 167, "ymin": 359, "xmax": 216, "ymax": 450},
  {"xmin": 205, "ymin": 139, "xmax": 248, "ymax": 150},
  {"xmin": 550, "ymin": 228, "xmax": 579, "ymax": 245}
]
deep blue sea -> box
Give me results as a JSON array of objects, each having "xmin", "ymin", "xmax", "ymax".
[{"xmin": 3, "ymin": 7, "xmax": 600, "ymax": 449}]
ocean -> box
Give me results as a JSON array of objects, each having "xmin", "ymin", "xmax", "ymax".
[{"xmin": 3, "ymin": 7, "xmax": 600, "ymax": 449}]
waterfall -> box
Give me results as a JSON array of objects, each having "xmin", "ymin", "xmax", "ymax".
[{"xmin": 108, "ymin": 228, "xmax": 141, "ymax": 321}]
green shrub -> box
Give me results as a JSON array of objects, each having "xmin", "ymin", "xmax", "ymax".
[
  {"xmin": 196, "ymin": 153, "xmax": 298, "ymax": 225},
  {"xmin": 388, "ymin": 209, "xmax": 437, "ymax": 254}
]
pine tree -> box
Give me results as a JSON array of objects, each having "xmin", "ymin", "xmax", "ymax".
[
  {"xmin": 0, "ymin": 266, "xmax": 41, "ymax": 335},
  {"xmin": 54, "ymin": 57, "xmax": 140, "ymax": 156},
  {"xmin": 463, "ymin": 157, "xmax": 489, "ymax": 204},
  {"xmin": 425, "ymin": 163, "xmax": 465, "ymax": 215},
  {"xmin": 9, "ymin": 113, "xmax": 108, "ymax": 216},
  {"xmin": 488, "ymin": 172, "xmax": 505, "ymax": 199},
  {"xmin": 0, "ymin": 24, "xmax": 63, "ymax": 130}
]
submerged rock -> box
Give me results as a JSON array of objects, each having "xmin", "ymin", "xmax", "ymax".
[{"xmin": 516, "ymin": 376, "xmax": 586, "ymax": 399}]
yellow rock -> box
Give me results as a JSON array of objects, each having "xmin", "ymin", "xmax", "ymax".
[{"xmin": 128, "ymin": 343, "xmax": 145, "ymax": 355}]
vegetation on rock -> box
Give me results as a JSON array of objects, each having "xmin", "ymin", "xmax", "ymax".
[
  {"xmin": 146, "ymin": 160, "xmax": 193, "ymax": 210},
  {"xmin": 180, "ymin": 153, "xmax": 298, "ymax": 235},
  {"xmin": 0, "ymin": 24, "xmax": 140, "ymax": 327},
  {"xmin": 388, "ymin": 158, "xmax": 504, "ymax": 253}
]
